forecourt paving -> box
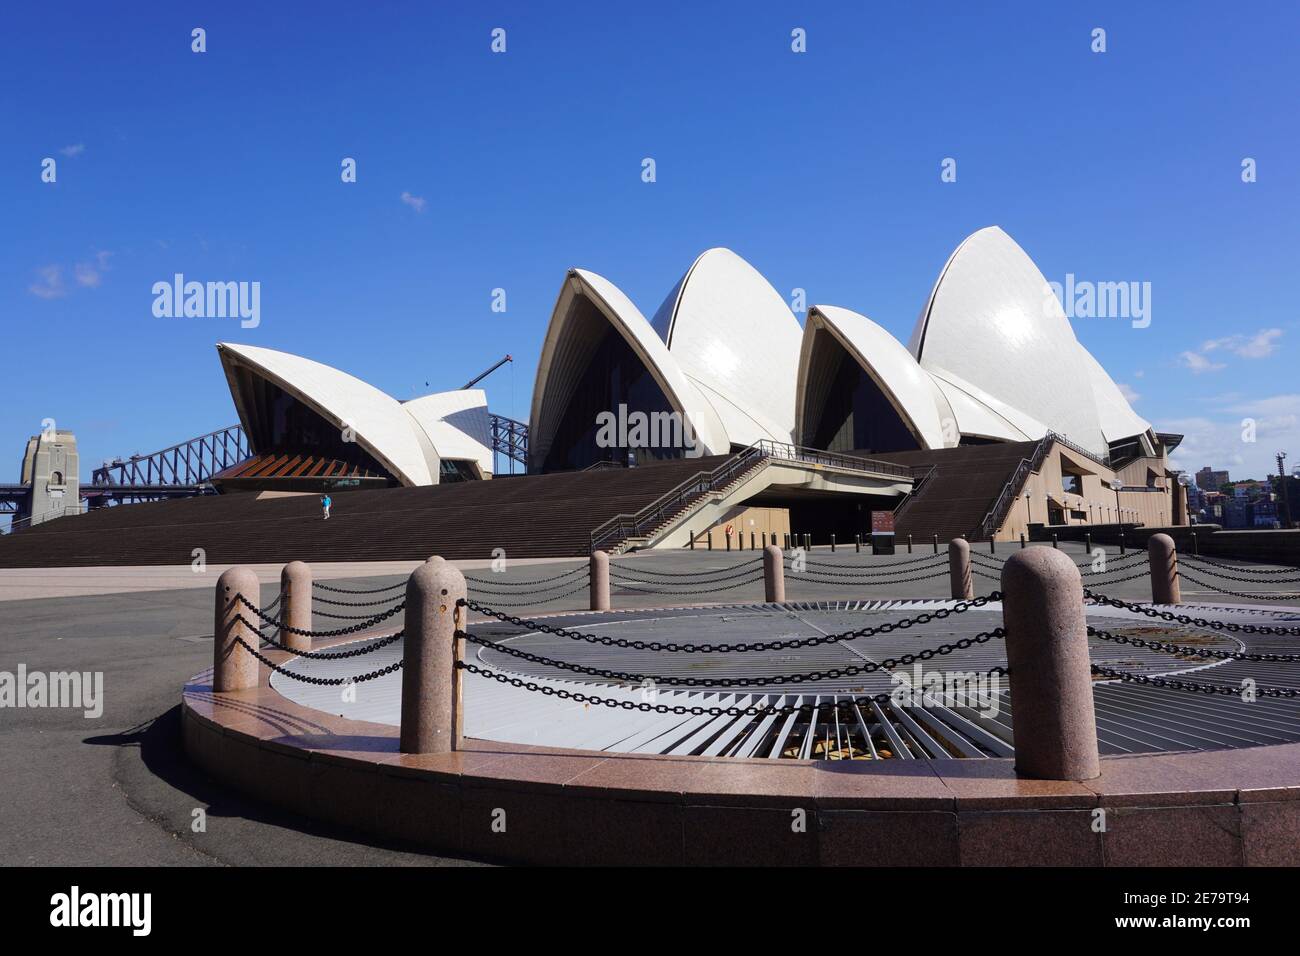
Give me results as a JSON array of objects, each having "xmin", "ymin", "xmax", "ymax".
[{"xmin": 2, "ymin": 542, "xmax": 1296, "ymax": 865}]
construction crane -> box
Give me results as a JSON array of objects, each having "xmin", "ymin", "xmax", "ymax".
[
  {"xmin": 462, "ymin": 354, "xmax": 513, "ymax": 390},
  {"xmin": 454, "ymin": 355, "xmax": 528, "ymax": 475}
]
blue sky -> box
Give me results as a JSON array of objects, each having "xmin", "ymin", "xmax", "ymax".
[{"xmin": 4, "ymin": 1, "xmax": 1298, "ymax": 482}]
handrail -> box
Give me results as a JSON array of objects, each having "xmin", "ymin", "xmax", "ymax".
[
  {"xmin": 977, "ymin": 430, "xmax": 1112, "ymax": 539},
  {"xmin": 589, "ymin": 446, "xmax": 767, "ymax": 554},
  {"xmin": 752, "ymin": 440, "xmax": 913, "ymax": 479},
  {"xmin": 892, "ymin": 463, "xmax": 937, "ymax": 524},
  {"xmin": 1, "ymin": 503, "xmax": 88, "ymax": 535},
  {"xmin": 588, "ymin": 440, "xmax": 914, "ymax": 554}
]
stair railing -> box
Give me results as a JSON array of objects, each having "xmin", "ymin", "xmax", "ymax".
[{"xmin": 587, "ymin": 440, "xmax": 915, "ymax": 554}]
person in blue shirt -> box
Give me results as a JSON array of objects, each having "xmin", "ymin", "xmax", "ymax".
[{"xmin": 321, "ymin": 494, "xmax": 332, "ymax": 520}]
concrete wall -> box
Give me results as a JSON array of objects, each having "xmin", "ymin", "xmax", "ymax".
[
  {"xmin": 995, "ymin": 445, "xmax": 1178, "ymax": 542},
  {"xmin": 690, "ymin": 506, "xmax": 789, "ymax": 547}
]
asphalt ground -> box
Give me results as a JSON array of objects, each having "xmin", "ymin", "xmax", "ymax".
[{"xmin": 1, "ymin": 540, "xmax": 1297, "ymax": 865}]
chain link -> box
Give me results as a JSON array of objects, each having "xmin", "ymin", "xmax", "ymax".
[
  {"xmin": 1091, "ymin": 663, "xmax": 1300, "ymax": 699},
  {"xmin": 236, "ymin": 593, "xmax": 404, "ymax": 637},
  {"xmin": 233, "ymin": 635, "xmax": 403, "ymax": 685},
  {"xmin": 456, "ymin": 660, "xmax": 1007, "ymax": 717},
  {"xmin": 460, "ymin": 581, "xmax": 589, "ymax": 608},
  {"xmin": 1087, "ymin": 625, "xmax": 1300, "ymax": 663},
  {"xmin": 461, "ymin": 593, "xmax": 1001, "ymax": 653},
  {"xmin": 1176, "ymin": 569, "xmax": 1300, "ymax": 602},
  {"xmin": 314, "ymin": 579, "xmax": 406, "ymax": 596},
  {"xmin": 1083, "ymin": 588, "xmax": 1300, "ymax": 636},
  {"xmin": 1180, "ymin": 553, "xmax": 1300, "ymax": 578},
  {"xmin": 464, "ymin": 564, "xmax": 589, "ymax": 588},
  {"xmin": 461, "ymin": 627, "xmax": 1004, "ymax": 687},
  {"xmin": 248, "ymin": 621, "xmax": 405, "ymax": 660},
  {"xmin": 609, "ymin": 571, "xmax": 765, "ymax": 596}
]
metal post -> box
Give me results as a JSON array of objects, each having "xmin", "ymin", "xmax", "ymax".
[
  {"xmin": 831, "ymin": 533, "xmax": 836, "ymax": 553},
  {"xmin": 948, "ymin": 538, "xmax": 973, "ymax": 600},
  {"xmin": 689, "ymin": 531, "xmax": 695, "ymax": 550},
  {"xmin": 855, "ymin": 534, "xmax": 861, "ymax": 553},
  {"xmin": 1192, "ymin": 531, "xmax": 1199, "ymax": 555},
  {"xmin": 708, "ymin": 531, "xmax": 713, "ymax": 551},
  {"xmin": 750, "ymin": 530, "xmax": 756, "ymax": 550},
  {"xmin": 1000, "ymin": 548, "xmax": 1101, "ymax": 781},
  {"xmin": 1020, "ymin": 533, "xmax": 1026, "ymax": 549},
  {"xmin": 726, "ymin": 531, "xmax": 731, "ymax": 552},
  {"xmin": 280, "ymin": 560, "xmax": 312, "ymax": 653},
  {"xmin": 932, "ymin": 534, "xmax": 939, "ymax": 555},
  {"xmin": 907, "ymin": 534, "xmax": 913, "ymax": 554},
  {"xmin": 1051, "ymin": 534, "xmax": 1058, "ymax": 549},
  {"xmin": 989, "ymin": 537, "xmax": 996, "ymax": 555},
  {"xmin": 763, "ymin": 544, "xmax": 785, "ymax": 603},
  {"xmin": 1119, "ymin": 532, "xmax": 1126, "ymax": 556},
  {"xmin": 214, "ymin": 566, "xmax": 260, "ymax": 692},
  {"xmin": 1084, "ymin": 533, "xmax": 1092, "ymax": 554},
  {"xmin": 590, "ymin": 550, "xmax": 611, "ymax": 612},
  {"xmin": 1148, "ymin": 533, "xmax": 1181, "ymax": 604},
  {"xmin": 399, "ymin": 557, "xmax": 466, "ymax": 754}
]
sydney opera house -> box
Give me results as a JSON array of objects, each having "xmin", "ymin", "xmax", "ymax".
[{"xmin": 0, "ymin": 226, "xmax": 1186, "ymax": 565}]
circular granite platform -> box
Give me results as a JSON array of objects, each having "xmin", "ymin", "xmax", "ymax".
[{"xmin": 183, "ymin": 601, "xmax": 1300, "ymax": 866}]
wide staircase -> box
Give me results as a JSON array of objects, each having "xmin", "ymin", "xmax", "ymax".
[
  {"xmin": 0, "ymin": 456, "xmax": 735, "ymax": 567},
  {"xmin": 867, "ymin": 441, "xmax": 1040, "ymax": 543}
]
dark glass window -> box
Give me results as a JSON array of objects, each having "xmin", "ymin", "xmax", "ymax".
[
  {"xmin": 541, "ymin": 325, "xmax": 681, "ymax": 472},
  {"xmin": 808, "ymin": 351, "xmax": 919, "ymax": 454}
]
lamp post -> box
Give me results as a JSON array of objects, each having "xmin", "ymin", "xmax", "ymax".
[{"xmin": 1109, "ymin": 477, "xmax": 1124, "ymax": 528}]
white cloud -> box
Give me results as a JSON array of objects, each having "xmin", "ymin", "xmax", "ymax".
[
  {"xmin": 28, "ymin": 265, "xmax": 66, "ymax": 299},
  {"xmin": 1116, "ymin": 382, "xmax": 1140, "ymax": 403},
  {"xmin": 1180, "ymin": 327, "xmax": 1284, "ymax": 373},
  {"xmin": 400, "ymin": 191, "xmax": 427, "ymax": 213},
  {"xmin": 74, "ymin": 250, "xmax": 112, "ymax": 287},
  {"xmin": 1179, "ymin": 350, "xmax": 1225, "ymax": 374},
  {"xmin": 59, "ymin": 143, "xmax": 85, "ymax": 157},
  {"xmin": 1202, "ymin": 328, "xmax": 1283, "ymax": 359},
  {"xmin": 1165, "ymin": 393, "xmax": 1300, "ymax": 478}
]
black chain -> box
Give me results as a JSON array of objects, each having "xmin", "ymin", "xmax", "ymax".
[
  {"xmin": 460, "ymin": 593, "xmax": 1001, "ymax": 653},
  {"xmin": 236, "ymin": 593, "xmax": 404, "ymax": 637},
  {"xmin": 233, "ymin": 635, "xmax": 403, "ymax": 685},
  {"xmin": 460, "ymin": 627, "xmax": 1005, "ymax": 687},
  {"xmin": 791, "ymin": 567, "xmax": 953, "ymax": 585},
  {"xmin": 608, "ymin": 557, "xmax": 763, "ymax": 580},
  {"xmin": 803, "ymin": 551, "xmax": 943, "ymax": 570},
  {"xmin": 1083, "ymin": 589, "xmax": 1300, "ymax": 636},
  {"xmin": 314, "ymin": 579, "xmax": 405, "ymax": 595},
  {"xmin": 609, "ymin": 572, "xmax": 765, "ymax": 596},
  {"xmin": 314, "ymin": 604, "xmax": 404, "ymax": 620},
  {"xmin": 465, "ymin": 576, "xmax": 593, "ymax": 598},
  {"xmin": 459, "ymin": 582, "xmax": 589, "ymax": 608},
  {"xmin": 249, "ymin": 622, "xmax": 405, "ymax": 660},
  {"xmin": 786, "ymin": 557, "xmax": 947, "ymax": 580},
  {"xmin": 1090, "ymin": 663, "xmax": 1300, "ymax": 699},
  {"xmin": 456, "ymin": 660, "xmax": 1007, "ymax": 718},
  {"xmin": 313, "ymin": 592, "xmax": 405, "ymax": 607},
  {"xmin": 1078, "ymin": 568, "xmax": 1153, "ymax": 586},
  {"xmin": 1087, "ymin": 625, "xmax": 1300, "ymax": 662},
  {"xmin": 1180, "ymin": 553, "xmax": 1300, "ymax": 577},
  {"xmin": 1177, "ymin": 569, "xmax": 1300, "ymax": 602},
  {"xmin": 464, "ymin": 564, "xmax": 588, "ymax": 588}
]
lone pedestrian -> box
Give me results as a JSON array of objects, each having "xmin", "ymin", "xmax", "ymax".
[{"xmin": 321, "ymin": 494, "xmax": 332, "ymax": 520}]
